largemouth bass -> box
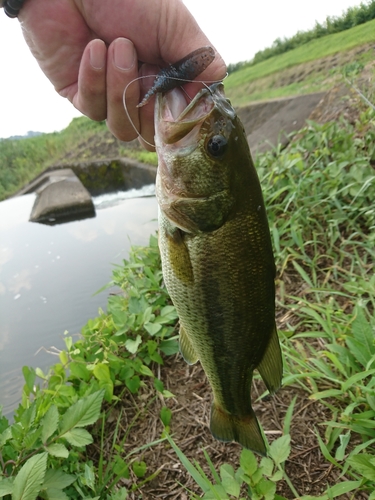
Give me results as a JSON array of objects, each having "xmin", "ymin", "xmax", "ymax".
[{"xmin": 154, "ymin": 81, "xmax": 282, "ymax": 455}]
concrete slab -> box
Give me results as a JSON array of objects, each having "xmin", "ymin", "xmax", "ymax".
[
  {"xmin": 30, "ymin": 169, "xmax": 95, "ymax": 224},
  {"xmin": 237, "ymin": 92, "xmax": 326, "ymax": 155}
]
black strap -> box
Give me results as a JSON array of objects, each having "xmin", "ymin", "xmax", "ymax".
[{"xmin": 4, "ymin": 0, "xmax": 25, "ymax": 18}]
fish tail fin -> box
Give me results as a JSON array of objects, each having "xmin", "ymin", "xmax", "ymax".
[
  {"xmin": 210, "ymin": 403, "xmax": 267, "ymax": 456},
  {"xmin": 257, "ymin": 325, "xmax": 283, "ymax": 394}
]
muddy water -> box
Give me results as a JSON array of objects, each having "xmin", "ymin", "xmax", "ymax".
[{"xmin": 0, "ymin": 187, "xmax": 158, "ymax": 418}]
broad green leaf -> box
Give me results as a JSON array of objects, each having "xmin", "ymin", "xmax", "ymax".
[
  {"xmin": 59, "ymin": 350, "xmax": 69, "ymax": 366},
  {"xmin": 46, "ymin": 444, "xmax": 69, "ymax": 458},
  {"xmin": 352, "ymin": 306, "xmax": 375, "ymax": 354},
  {"xmin": 113, "ymin": 456, "xmax": 130, "ymax": 479},
  {"xmin": 126, "ymin": 376, "xmax": 141, "ymax": 394},
  {"xmin": 269, "ymin": 435, "xmax": 291, "ymax": 466},
  {"xmin": 154, "ymin": 378, "xmax": 164, "ymax": 392},
  {"xmin": 84, "ymin": 464, "xmax": 95, "ymax": 491},
  {"xmin": 138, "ymin": 364, "xmax": 154, "ymax": 377},
  {"xmin": 93, "ymin": 363, "xmax": 111, "ymax": 382},
  {"xmin": 42, "ymin": 470, "xmax": 76, "ymax": 490},
  {"xmin": 22, "ymin": 367, "xmax": 36, "ymax": 393},
  {"xmin": 345, "ymin": 337, "xmax": 371, "ymax": 368},
  {"xmin": 258, "ymin": 477, "xmax": 276, "ymax": 499},
  {"xmin": 220, "ymin": 464, "xmax": 240, "ymax": 498},
  {"xmin": 260, "ymin": 457, "xmax": 274, "ymax": 477},
  {"xmin": 159, "ymin": 339, "xmax": 179, "ymax": 355},
  {"xmin": 24, "ymin": 427, "xmax": 43, "ymax": 450},
  {"xmin": 35, "ymin": 368, "xmax": 47, "ymax": 380},
  {"xmin": 44, "ymin": 488, "xmax": 69, "ymax": 500},
  {"xmin": 0, "ymin": 477, "xmax": 14, "ymax": 497},
  {"xmin": 144, "ymin": 322, "xmax": 162, "ymax": 336},
  {"xmin": 41, "ymin": 405, "xmax": 59, "ymax": 443},
  {"xmin": 202, "ymin": 485, "xmax": 229, "ymax": 499},
  {"xmin": 347, "ymin": 454, "xmax": 375, "ymax": 481},
  {"xmin": 99, "ymin": 380, "xmax": 114, "ymax": 403},
  {"xmin": 20, "ymin": 405, "xmax": 36, "ymax": 430},
  {"xmin": 240, "ymin": 448, "xmax": 258, "ymax": 476},
  {"xmin": 132, "ymin": 461, "xmax": 147, "ymax": 478},
  {"xmin": 63, "ymin": 428, "xmax": 93, "ymax": 447},
  {"xmin": 13, "ymin": 452, "xmax": 47, "ymax": 500},
  {"xmin": 110, "ymin": 487, "xmax": 128, "ymax": 500},
  {"xmin": 125, "ymin": 335, "xmax": 142, "ymax": 354},
  {"xmin": 59, "ymin": 390, "xmax": 104, "ymax": 434},
  {"xmin": 69, "ymin": 362, "xmax": 90, "ymax": 381}
]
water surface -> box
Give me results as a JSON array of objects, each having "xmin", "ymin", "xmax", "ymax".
[{"xmin": 0, "ymin": 188, "xmax": 158, "ymax": 418}]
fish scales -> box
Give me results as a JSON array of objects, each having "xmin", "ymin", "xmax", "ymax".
[{"xmin": 152, "ymin": 50, "xmax": 282, "ymax": 455}]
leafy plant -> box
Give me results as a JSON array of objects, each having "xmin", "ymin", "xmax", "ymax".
[{"xmin": 0, "ymin": 236, "xmax": 178, "ymax": 499}]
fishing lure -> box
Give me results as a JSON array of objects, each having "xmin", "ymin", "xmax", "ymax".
[{"xmin": 137, "ymin": 46, "xmax": 215, "ymax": 108}]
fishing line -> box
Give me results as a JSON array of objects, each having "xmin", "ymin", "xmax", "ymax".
[{"xmin": 122, "ymin": 73, "xmax": 229, "ymax": 149}]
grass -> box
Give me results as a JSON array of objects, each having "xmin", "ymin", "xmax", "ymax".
[{"xmin": 225, "ymin": 18, "xmax": 375, "ymax": 91}]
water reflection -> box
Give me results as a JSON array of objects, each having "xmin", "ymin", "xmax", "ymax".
[{"xmin": 0, "ymin": 188, "xmax": 158, "ymax": 418}]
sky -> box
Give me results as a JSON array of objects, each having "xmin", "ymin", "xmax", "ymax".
[{"xmin": 0, "ymin": 0, "xmax": 367, "ymax": 138}]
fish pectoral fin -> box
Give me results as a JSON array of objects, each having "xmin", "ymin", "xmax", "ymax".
[
  {"xmin": 179, "ymin": 325, "xmax": 199, "ymax": 365},
  {"xmin": 257, "ymin": 325, "xmax": 283, "ymax": 394},
  {"xmin": 210, "ymin": 404, "xmax": 267, "ymax": 456},
  {"xmin": 165, "ymin": 226, "xmax": 194, "ymax": 285}
]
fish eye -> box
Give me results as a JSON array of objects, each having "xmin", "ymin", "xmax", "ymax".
[{"xmin": 207, "ymin": 135, "xmax": 227, "ymax": 157}]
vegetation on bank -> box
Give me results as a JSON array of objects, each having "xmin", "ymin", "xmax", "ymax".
[
  {"xmin": 0, "ymin": 117, "xmax": 157, "ymax": 202},
  {"xmin": 0, "ymin": 107, "xmax": 374, "ymax": 498},
  {"xmin": 225, "ymin": 17, "xmax": 375, "ymax": 93},
  {"xmin": 0, "ymin": 118, "xmax": 105, "ymax": 201},
  {"xmin": 228, "ymin": 0, "xmax": 375, "ymax": 73}
]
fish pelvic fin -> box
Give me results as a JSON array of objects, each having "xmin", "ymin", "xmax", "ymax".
[
  {"xmin": 210, "ymin": 403, "xmax": 267, "ymax": 456},
  {"xmin": 257, "ymin": 325, "xmax": 283, "ymax": 394},
  {"xmin": 179, "ymin": 325, "xmax": 199, "ymax": 365}
]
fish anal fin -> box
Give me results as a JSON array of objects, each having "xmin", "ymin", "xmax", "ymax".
[
  {"xmin": 210, "ymin": 403, "xmax": 267, "ymax": 456},
  {"xmin": 257, "ymin": 325, "xmax": 283, "ymax": 394},
  {"xmin": 179, "ymin": 325, "xmax": 199, "ymax": 365}
]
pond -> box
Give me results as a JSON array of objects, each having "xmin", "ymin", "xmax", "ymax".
[{"xmin": 0, "ymin": 187, "xmax": 158, "ymax": 419}]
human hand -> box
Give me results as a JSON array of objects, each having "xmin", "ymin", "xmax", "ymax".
[{"xmin": 19, "ymin": 0, "xmax": 226, "ymax": 149}]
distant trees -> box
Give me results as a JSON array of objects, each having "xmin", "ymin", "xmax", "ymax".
[{"xmin": 227, "ymin": 0, "xmax": 375, "ymax": 74}]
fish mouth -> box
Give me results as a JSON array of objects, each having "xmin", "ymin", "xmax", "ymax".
[{"xmin": 155, "ymin": 83, "xmax": 235, "ymax": 150}]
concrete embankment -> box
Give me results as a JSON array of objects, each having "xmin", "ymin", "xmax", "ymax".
[
  {"xmin": 18, "ymin": 89, "xmax": 342, "ymax": 224},
  {"xmin": 19, "ymin": 157, "xmax": 157, "ymax": 225}
]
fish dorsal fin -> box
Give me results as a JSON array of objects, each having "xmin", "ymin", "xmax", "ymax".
[
  {"xmin": 179, "ymin": 325, "xmax": 199, "ymax": 365},
  {"xmin": 257, "ymin": 326, "xmax": 283, "ymax": 394}
]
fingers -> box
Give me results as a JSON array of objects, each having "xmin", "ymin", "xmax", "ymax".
[
  {"xmin": 74, "ymin": 38, "xmax": 142, "ymax": 143},
  {"xmin": 106, "ymin": 38, "xmax": 140, "ymax": 142},
  {"xmin": 73, "ymin": 39, "xmax": 107, "ymax": 121}
]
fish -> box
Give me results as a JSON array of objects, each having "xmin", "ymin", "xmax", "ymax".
[
  {"xmin": 153, "ymin": 61, "xmax": 282, "ymax": 455},
  {"xmin": 137, "ymin": 46, "xmax": 215, "ymax": 108}
]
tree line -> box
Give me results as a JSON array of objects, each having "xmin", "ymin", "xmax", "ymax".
[{"xmin": 228, "ymin": 0, "xmax": 375, "ymax": 73}]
